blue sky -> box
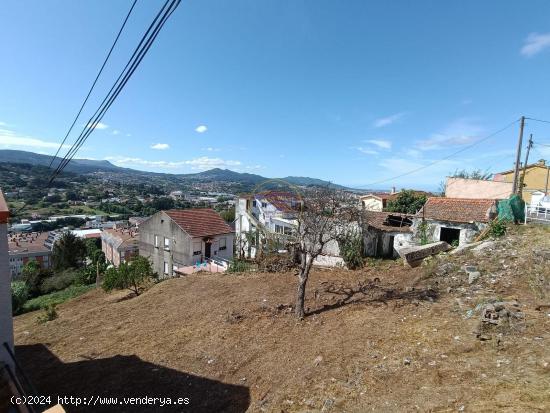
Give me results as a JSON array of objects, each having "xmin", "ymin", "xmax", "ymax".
[{"xmin": 1, "ymin": 0, "xmax": 550, "ymax": 190}]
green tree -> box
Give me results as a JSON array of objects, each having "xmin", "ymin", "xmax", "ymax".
[
  {"xmin": 219, "ymin": 207, "xmax": 235, "ymax": 223},
  {"xmin": 52, "ymin": 232, "xmax": 87, "ymax": 271},
  {"xmin": 11, "ymin": 281, "xmax": 29, "ymax": 314},
  {"xmin": 102, "ymin": 256, "xmax": 156, "ymax": 296},
  {"xmin": 386, "ymin": 190, "xmax": 427, "ymax": 214},
  {"xmin": 21, "ymin": 260, "xmax": 47, "ymax": 297}
]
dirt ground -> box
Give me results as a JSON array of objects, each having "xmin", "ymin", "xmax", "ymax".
[{"xmin": 13, "ymin": 225, "xmax": 550, "ymax": 412}]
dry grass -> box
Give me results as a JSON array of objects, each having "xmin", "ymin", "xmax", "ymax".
[{"xmin": 12, "ymin": 225, "xmax": 550, "ymax": 412}]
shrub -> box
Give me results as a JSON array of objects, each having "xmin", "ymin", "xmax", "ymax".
[
  {"xmin": 21, "ymin": 260, "xmax": 50, "ymax": 298},
  {"xmin": 102, "ymin": 256, "xmax": 156, "ymax": 296},
  {"xmin": 37, "ymin": 304, "xmax": 58, "ymax": 324},
  {"xmin": 338, "ymin": 231, "xmax": 364, "ymax": 270},
  {"xmin": 228, "ymin": 259, "xmax": 254, "ymax": 273},
  {"xmin": 11, "ymin": 281, "xmax": 29, "ymax": 315},
  {"xmin": 40, "ymin": 269, "xmax": 79, "ymax": 294},
  {"xmin": 23, "ymin": 284, "xmax": 93, "ymax": 313},
  {"xmin": 488, "ymin": 219, "xmax": 507, "ymax": 238}
]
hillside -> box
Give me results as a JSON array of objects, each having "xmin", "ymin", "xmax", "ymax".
[
  {"xmin": 0, "ymin": 150, "xmax": 350, "ymax": 193},
  {"xmin": 13, "ymin": 225, "xmax": 550, "ymax": 412}
]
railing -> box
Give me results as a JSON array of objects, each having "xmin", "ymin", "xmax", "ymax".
[{"xmin": 525, "ymin": 204, "xmax": 550, "ymax": 224}]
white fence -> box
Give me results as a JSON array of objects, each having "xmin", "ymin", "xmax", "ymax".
[{"xmin": 525, "ymin": 205, "xmax": 550, "ymax": 224}]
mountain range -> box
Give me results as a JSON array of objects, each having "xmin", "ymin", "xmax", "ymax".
[{"xmin": 0, "ymin": 149, "xmax": 356, "ymax": 192}]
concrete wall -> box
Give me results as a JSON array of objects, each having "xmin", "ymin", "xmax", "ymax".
[
  {"xmin": 360, "ymin": 197, "xmax": 383, "ymax": 211},
  {"xmin": 445, "ymin": 177, "xmax": 513, "ymax": 199},
  {"xmin": 0, "ymin": 195, "xmax": 14, "ymax": 368},
  {"xmin": 412, "ymin": 218, "xmax": 486, "ymax": 246},
  {"xmin": 495, "ymin": 161, "xmax": 550, "ymax": 203},
  {"xmin": 364, "ymin": 230, "xmax": 414, "ymax": 258}
]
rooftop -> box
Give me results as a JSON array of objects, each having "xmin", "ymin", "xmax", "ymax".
[
  {"xmin": 8, "ymin": 232, "xmax": 50, "ymax": 254},
  {"xmin": 165, "ymin": 208, "xmax": 233, "ymax": 238},
  {"xmin": 363, "ymin": 211, "xmax": 413, "ymax": 232},
  {"xmin": 102, "ymin": 228, "xmax": 139, "ymax": 248},
  {"xmin": 418, "ymin": 197, "xmax": 497, "ymax": 223},
  {"xmin": 0, "ymin": 191, "xmax": 9, "ymax": 224}
]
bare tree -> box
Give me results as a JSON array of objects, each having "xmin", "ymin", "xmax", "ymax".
[{"xmin": 294, "ymin": 187, "xmax": 360, "ymax": 319}]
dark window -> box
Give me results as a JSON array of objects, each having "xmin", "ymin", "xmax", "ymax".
[{"xmin": 440, "ymin": 227, "xmax": 460, "ymax": 245}]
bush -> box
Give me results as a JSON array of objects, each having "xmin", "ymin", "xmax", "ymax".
[
  {"xmin": 37, "ymin": 304, "xmax": 58, "ymax": 324},
  {"xmin": 338, "ymin": 231, "xmax": 364, "ymax": 270},
  {"xmin": 40, "ymin": 269, "xmax": 80, "ymax": 294},
  {"xmin": 488, "ymin": 219, "xmax": 507, "ymax": 238},
  {"xmin": 11, "ymin": 281, "xmax": 29, "ymax": 315},
  {"xmin": 102, "ymin": 256, "xmax": 156, "ymax": 296},
  {"xmin": 21, "ymin": 260, "xmax": 50, "ymax": 298},
  {"xmin": 228, "ymin": 259, "xmax": 254, "ymax": 273},
  {"xmin": 22, "ymin": 284, "xmax": 94, "ymax": 313}
]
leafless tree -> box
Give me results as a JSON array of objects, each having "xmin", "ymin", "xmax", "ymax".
[{"xmin": 294, "ymin": 187, "xmax": 361, "ymax": 319}]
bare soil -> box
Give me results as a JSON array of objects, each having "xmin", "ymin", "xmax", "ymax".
[{"xmin": 13, "ymin": 225, "xmax": 550, "ymax": 412}]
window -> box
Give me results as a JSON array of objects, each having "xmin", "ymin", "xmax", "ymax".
[
  {"xmin": 219, "ymin": 238, "xmax": 227, "ymax": 250},
  {"xmin": 261, "ymin": 202, "xmax": 267, "ymax": 208},
  {"xmin": 283, "ymin": 226, "xmax": 292, "ymax": 235},
  {"xmin": 252, "ymin": 200, "xmax": 257, "ymax": 207},
  {"xmin": 164, "ymin": 237, "xmax": 170, "ymax": 250},
  {"xmin": 275, "ymin": 224, "xmax": 284, "ymax": 234},
  {"xmin": 193, "ymin": 241, "xmax": 202, "ymax": 256},
  {"xmin": 154, "ymin": 235, "xmax": 159, "ymax": 248},
  {"xmin": 163, "ymin": 261, "xmax": 169, "ymax": 274}
]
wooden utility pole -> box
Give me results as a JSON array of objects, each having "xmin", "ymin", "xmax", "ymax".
[
  {"xmin": 518, "ymin": 134, "xmax": 533, "ymax": 198},
  {"xmin": 512, "ymin": 116, "xmax": 526, "ymax": 194}
]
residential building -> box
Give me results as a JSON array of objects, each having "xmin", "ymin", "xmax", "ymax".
[
  {"xmin": 8, "ymin": 232, "xmax": 52, "ymax": 279},
  {"xmin": 0, "ymin": 191, "xmax": 14, "ymax": 369},
  {"xmin": 363, "ymin": 211, "xmax": 414, "ymax": 258},
  {"xmin": 235, "ymin": 191, "xmax": 302, "ymax": 258},
  {"xmin": 101, "ymin": 228, "xmax": 139, "ymax": 267},
  {"xmin": 359, "ymin": 192, "xmax": 396, "ymax": 211},
  {"xmin": 445, "ymin": 177, "xmax": 513, "ymax": 200},
  {"xmin": 494, "ymin": 159, "xmax": 550, "ymax": 203},
  {"xmin": 414, "ymin": 198, "xmax": 498, "ymax": 246},
  {"xmin": 139, "ymin": 209, "xmax": 234, "ymax": 277}
]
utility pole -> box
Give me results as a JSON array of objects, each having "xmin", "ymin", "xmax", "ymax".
[
  {"xmin": 545, "ymin": 164, "xmax": 549, "ymax": 194},
  {"xmin": 518, "ymin": 134, "xmax": 533, "ymax": 198},
  {"xmin": 512, "ymin": 116, "xmax": 525, "ymax": 194}
]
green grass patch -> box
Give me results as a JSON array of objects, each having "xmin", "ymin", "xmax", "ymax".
[{"xmin": 21, "ymin": 284, "xmax": 94, "ymax": 314}]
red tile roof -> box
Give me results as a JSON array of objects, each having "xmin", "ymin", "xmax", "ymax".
[
  {"xmin": 419, "ymin": 197, "xmax": 497, "ymax": 223},
  {"xmin": 257, "ymin": 191, "xmax": 302, "ymax": 212},
  {"xmin": 165, "ymin": 208, "xmax": 233, "ymax": 238}
]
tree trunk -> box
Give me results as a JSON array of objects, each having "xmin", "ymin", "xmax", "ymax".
[
  {"xmin": 95, "ymin": 260, "xmax": 100, "ymax": 288},
  {"xmin": 295, "ymin": 255, "xmax": 313, "ymax": 319}
]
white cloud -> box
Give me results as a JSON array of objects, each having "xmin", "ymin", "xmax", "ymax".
[
  {"xmin": 112, "ymin": 130, "xmax": 120, "ymax": 135},
  {"xmin": 86, "ymin": 121, "xmax": 109, "ymax": 130},
  {"xmin": 202, "ymin": 147, "xmax": 221, "ymax": 152},
  {"xmin": 521, "ymin": 32, "xmax": 550, "ymax": 57},
  {"xmin": 373, "ymin": 112, "xmax": 405, "ymax": 128},
  {"xmin": 150, "ymin": 143, "xmax": 170, "ymax": 150},
  {"xmin": 0, "ymin": 121, "xmax": 6, "ymax": 126},
  {"xmin": 0, "ymin": 128, "xmax": 69, "ymax": 150},
  {"xmin": 355, "ymin": 147, "xmax": 378, "ymax": 155},
  {"xmin": 365, "ymin": 139, "xmax": 392, "ymax": 150},
  {"xmin": 106, "ymin": 156, "xmax": 242, "ymax": 171},
  {"xmin": 195, "ymin": 125, "xmax": 208, "ymax": 133},
  {"xmin": 416, "ymin": 118, "xmax": 483, "ymax": 151}
]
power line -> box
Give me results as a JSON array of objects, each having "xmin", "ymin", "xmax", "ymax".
[
  {"xmin": 49, "ymin": 0, "xmax": 138, "ymax": 169},
  {"xmin": 525, "ymin": 117, "xmax": 550, "ymax": 124},
  {"xmin": 49, "ymin": 0, "xmax": 181, "ymax": 184},
  {"xmin": 357, "ymin": 118, "xmax": 520, "ymax": 188}
]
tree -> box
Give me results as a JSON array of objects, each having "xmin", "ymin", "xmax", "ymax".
[
  {"xmin": 102, "ymin": 256, "xmax": 156, "ymax": 296},
  {"xmin": 386, "ymin": 190, "xmax": 427, "ymax": 214},
  {"xmin": 52, "ymin": 232, "xmax": 87, "ymax": 271},
  {"xmin": 450, "ymin": 168, "xmax": 492, "ymax": 180},
  {"xmin": 151, "ymin": 197, "xmax": 175, "ymax": 211},
  {"xmin": 21, "ymin": 260, "xmax": 47, "ymax": 298},
  {"xmin": 219, "ymin": 207, "xmax": 235, "ymax": 223},
  {"xmin": 294, "ymin": 187, "xmax": 360, "ymax": 319}
]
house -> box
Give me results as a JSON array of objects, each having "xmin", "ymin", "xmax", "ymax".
[
  {"xmin": 359, "ymin": 192, "xmax": 396, "ymax": 211},
  {"xmin": 8, "ymin": 232, "xmax": 52, "ymax": 279},
  {"xmin": 139, "ymin": 209, "xmax": 234, "ymax": 277},
  {"xmin": 494, "ymin": 159, "xmax": 549, "ymax": 203},
  {"xmin": 101, "ymin": 228, "xmax": 139, "ymax": 267},
  {"xmin": 0, "ymin": 191, "xmax": 14, "ymax": 369},
  {"xmin": 362, "ymin": 211, "xmax": 414, "ymax": 258},
  {"xmin": 235, "ymin": 191, "xmax": 302, "ymax": 258},
  {"xmin": 128, "ymin": 216, "xmax": 148, "ymax": 227},
  {"xmin": 445, "ymin": 177, "xmax": 513, "ymax": 200},
  {"xmin": 414, "ymin": 197, "xmax": 498, "ymax": 246}
]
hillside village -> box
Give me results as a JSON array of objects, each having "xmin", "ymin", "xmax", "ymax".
[
  {"xmin": 1, "ymin": 153, "xmax": 549, "ymax": 412},
  {"xmin": 2, "ymin": 2, "xmax": 550, "ymax": 412}
]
